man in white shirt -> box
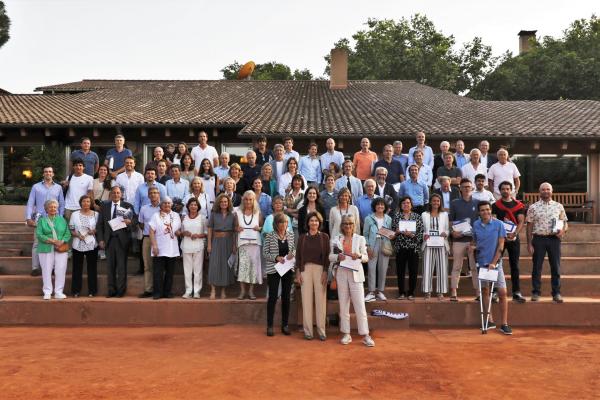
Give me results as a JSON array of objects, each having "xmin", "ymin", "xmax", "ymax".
[
  {"xmin": 282, "ymin": 136, "xmax": 300, "ymax": 163},
  {"xmin": 472, "ymin": 174, "xmax": 496, "ymax": 203},
  {"xmin": 116, "ymin": 156, "xmax": 144, "ymax": 203},
  {"xmin": 488, "ymin": 148, "xmax": 521, "ymax": 199},
  {"xmin": 63, "ymin": 159, "xmax": 94, "ymax": 221},
  {"xmin": 191, "ymin": 130, "xmax": 219, "ymax": 172},
  {"xmin": 461, "ymin": 148, "xmax": 488, "ymax": 184},
  {"xmin": 320, "ymin": 138, "xmax": 345, "ymax": 177}
]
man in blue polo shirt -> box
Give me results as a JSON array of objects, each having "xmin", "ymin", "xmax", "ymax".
[
  {"xmin": 373, "ymin": 144, "xmax": 404, "ymax": 185},
  {"xmin": 70, "ymin": 137, "xmax": 99, "ymax": 177},
  {"xmin": 472, "ymin": 201, "xmax": 512, "ymax": 335}
]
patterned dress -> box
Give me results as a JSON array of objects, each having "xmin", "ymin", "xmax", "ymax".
[{"xmin": 235, "ymin": 209, "xmax": 262, "ymax": 285}]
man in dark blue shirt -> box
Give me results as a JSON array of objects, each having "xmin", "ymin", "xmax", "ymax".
[{"xmin": 373, "ymin": 144, "xmax": 404, "ymax": 184}]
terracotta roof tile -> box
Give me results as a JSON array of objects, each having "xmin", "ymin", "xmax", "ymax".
[{"xmin": 0, "ymin": 79, "xmax": 595, "ymax": 137}]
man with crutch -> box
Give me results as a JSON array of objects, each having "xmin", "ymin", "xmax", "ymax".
[{"xmin": 471, "ymin": 201, "xmax": 513, "ymax": 335}]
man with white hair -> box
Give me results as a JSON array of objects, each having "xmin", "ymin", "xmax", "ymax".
[
  {"xmin": 215, "ymin": 152, "xmax": 230, "ymax": 192},
  {"xmin": 526, "ymin": 182, "xmax": 568, "ymax": 303},
  {"xmin": 433, "ymin": 141, "xmax": 453, "ymax": 180},
  {"xmin": 356, "ymin": 179, "xmax": 379, "ymax": 226},
  {"xmin": 242, "ymin": 150, "xmax": 261, "ymax": 188},
  {"xmin": 488, "ymin": 148, "xmax": 521, "ymax": 200},
  {"xmin": 461, "ymin": 149, "xmax": 488, "ymax": 185},
  {"xmin": 479, "ymin": 140, "xmax": 497, "ymax": 170},
  {"xmin": 374, "ymin": 166, "xmax": 399, "ymax": 211}
]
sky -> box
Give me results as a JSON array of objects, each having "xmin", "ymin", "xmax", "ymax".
[{"xmin": 0, "ymin": 0, "xmax": 598, "ymax": 93}]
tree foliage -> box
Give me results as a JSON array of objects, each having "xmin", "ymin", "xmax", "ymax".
[
  {"xmin": 0, "ymin": 0, "xmax": 10, "ymax": 49},
  {"xmin": 469, "ymin": 15, "xmax": 600, "ymax": 100},
  {"xmin": 324, "ymin": 15, "xmax": 496, "ymax": 94},
  {"xmin": 221, "ymin": 61, "xmax": 313, "ymax": 80}
]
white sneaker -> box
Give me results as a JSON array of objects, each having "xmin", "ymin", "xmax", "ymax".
[
  {"xmin": 362, "ymin": 335, "xmax": 375, "ymax": 347},
  {"xmin": 43, "ymin": 294, "xmax": 51, "ymax": 300},
  {"xmin": 182, "ymin": 293, "xmax": 192, "ymax": 299},
  {"xmin": 364, "ymin": 292, "xmax": 376, "ymax": 302},
  {"xmin": 54, "ymin": 293, "xmax": 67, "ymax": 300},
  {"xmin": 376, "ymin": 292, "xmax": 387, "ymax": 301},
  {"xmin": 340, "ymin": 333, "xmax": 352, "ymax": 345},
  {"xmin": 193, "ymin": 293, "xmax": 201, "ymax": 299}
]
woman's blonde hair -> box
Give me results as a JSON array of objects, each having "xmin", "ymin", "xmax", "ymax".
[{"xmin": 241, "ymin": 190, "xmax": 260, "ymax": 215}]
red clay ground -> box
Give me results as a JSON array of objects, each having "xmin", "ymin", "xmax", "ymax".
[{"xmin": 1, "ymin": 326, "xmax": 598, "ymax": 400}]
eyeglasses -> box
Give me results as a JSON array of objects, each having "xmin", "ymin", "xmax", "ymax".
[{"xmin": 342, "ymin": 222, "xmax": 354, "ymax": 226}]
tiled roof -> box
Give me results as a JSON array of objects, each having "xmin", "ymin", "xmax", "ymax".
[{"xmin": 0, "ymin": 79, "xmax": 598, "ymax": 137}]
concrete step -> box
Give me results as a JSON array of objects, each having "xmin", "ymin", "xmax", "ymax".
[
  {"xmin": 0, "ymin": 232, "xmax": 35, "ymax": 242},
  {"xmin": 517, "ymin": 224, "xmax": 600, "ymax": 242},
  {"xmin": 0, "ymin": 223, "xmax": 34, "ymax": 234},
  {"xmin": 0, "ymin": 296, "xmax": 295, "ymax": 327},
  {"xmin": 0, "ymin": 241, "xmax": 32, "ymax": 255},
  {"xmin": 0, "ymin": 295, "xmax": 597, "ymax": 327},
  {"xmin": 1, "ymin": 274, "xmax": 598, "ymax": 298},
  {"xmin": 0, "ymin": 249, "xmax": 23, "ymax": 257}
]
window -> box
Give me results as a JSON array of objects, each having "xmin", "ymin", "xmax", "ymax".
[{"xmin": 511, "ymin": 154, "xmax": 587, "ymax": 193}]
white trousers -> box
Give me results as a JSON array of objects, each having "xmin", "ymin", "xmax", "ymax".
[
  {"xmin": 39, "ymin": 250, "xmax": 68, "ymax": 296},
  {"xmin": 183, "ymin": 250, "xmax": 204, "ymax": 295},
  {"xmin": 300, "ymin": 263, "xmax": 327, "ymax": 337},
  {"xmin": 336, "ymin": 267, "xmax": 369, "ymax": 336}
]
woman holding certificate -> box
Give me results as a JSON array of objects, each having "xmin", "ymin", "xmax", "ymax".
[
  {"xmin": 421, "ymin": 194, "xmax": 449, "ymax": 300},
  {"xmin": 263, "ymin": 213, "xmax": 296, "ymax": 337},
  {"xmin": 235, "ymin": 191, "xmax": 263, "ymax": 300},
  {"xmin": 391, "ymin": 196, "xmax": 424, "ymax": 300},
  {"xmin": 330, "ymin": 215, "xmax": 374, "ymax": 347},
  {"xmin": 363, "ymin": 197, "xmax": 393, "ymax": 302}
]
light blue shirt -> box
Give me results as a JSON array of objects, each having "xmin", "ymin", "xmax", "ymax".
[
  {"xmin": 298, "ymin": 155, "xmax": 322, "ymax": 183},
  {"xmin": 334, "ymin": 175, "xmax": 363, "ymax": 205},
  {"xmin": 399, "ymin": 179, "xmax": 429, "ymax": 207},
  {"xmin": 392, "ymin": 154, "xmax": 409, "ymax": 176},
  {"xmin": 417, "ymin": 164, "xmax": 433, "ymax": 187},
  {"xmin": 473, "ymin": 218, "xmax": 506, "ymax": 266},
  {"xmin": 138, "ymin": 203, "xmax": 160, "ymax": 235},
  {"xmin": 166, "ymin": 178, "xmax": 189, "ymax": 201},
  {"xmin": 215, "ymin": 165, "xmax": 230, "ymax": 181},
  {"xmin": 356, "ymin": 194, "xmax": 379, "ymax": 225},
  {"xmin": 283, "ymin": 150, "xmax": 300, "ymax": 163},
  {"xmin": 258, "ymin": 192, "xmax": 272, "ymax": 218},
  {"xmin": 320, "ymin": 150, "xmax": 345, "ymax": 173},
  {"xmin": 134, "ymin": 181, "xmax": 167, "ymax": 214},
  {"xmin": 408, "ymin": 145, "xmax": 434, "ymax": 169},
  {"xmin": 25, "ymin": 181, "xmax": 65, "ymax": 219},
  {"xmin": 455, "ymin": 153, "xmax": 469, "ymax": 169}
]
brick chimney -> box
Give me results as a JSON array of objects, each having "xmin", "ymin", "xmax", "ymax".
[
  {"xmin": 329, "ymin": 48, "xmax": 348, "ymax": 90},
  {"xmin": 518, "ymin": 30, "xmax": 537, "ymax": 54}
]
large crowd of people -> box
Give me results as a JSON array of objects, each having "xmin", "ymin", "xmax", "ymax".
[{"xmin": 23, "ymin": 131, "xmax": 571, "ymax": 343}]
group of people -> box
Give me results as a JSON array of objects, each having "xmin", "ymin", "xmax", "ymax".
[{"xmin": 24, "ymin": 130, "xmax": 570, "ymax": 341}]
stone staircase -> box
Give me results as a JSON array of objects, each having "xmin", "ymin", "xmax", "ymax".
[{"xmin": 0, "ymin": 222, "xmax": 599, "ymax": 328}]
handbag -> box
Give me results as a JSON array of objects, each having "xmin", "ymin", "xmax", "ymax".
[
  {"xmin": 55, "ymin": 242, "xmax": 69, "ymax": 253},
  {"xmin": 381, "ymin": 238, "xmax": 394, "ymax": 257},
  {"xmin": 227, "ymin": 252, "xmax": 238, "ymax": 276}
]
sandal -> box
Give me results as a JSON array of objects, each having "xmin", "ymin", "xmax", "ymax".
[
  {"xmin": 248, "ymin": 294, "xmax": 256, "ymax": 300},
  {"xmin": 237, "ymin": 294, "xmax": 245, "ymax": 300},
  {"xmin": 450, "ymin": 295, "xmax": 458, "ymax": 302}
]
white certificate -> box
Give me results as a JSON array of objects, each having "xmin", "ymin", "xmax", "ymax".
[
  {"xmin": 552, "ymin": 219, "xmax": 564, "ymax": 233},
  {"xmin": 340, "ymin": 257, "xmax": 362, "ymax": 271},
  {"xmin": 502, "ymin": 221, "xmax": 517, "ymax": 234},
  {"xmin": 275, "ymin": 257, "xmax": 295, "ymax": 276},
  {"xmin": 478, "ymin": 267, "xmax": 499, "ymax": 282},
  {"xmin": 426, "ymin": 235, "xmax": 445, "ymax": 247},
  {"xmin": 377, "ymin": 227, "xmax": 396, "ymax": 240},
  {"xmin": 108, "ymin": 216, "xmax": 126, "ymax": 231},
  {"xmin": 397, "ymin": 220, "xmax": 417, "ymax": 232},
  {"xmin": 452, "ymin": 220, "xmax": 472, "ymax": 235},
  {"xmin": 240, "ymin": 228, "xmax": 259, "ymax": 241}
]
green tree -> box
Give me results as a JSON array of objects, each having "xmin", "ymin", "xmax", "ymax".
[
  {"xmin": 221, "ymin": 62, "xmax": 313, "ymax": 80},
  {"xmin": 324, "ymin": 15, "xmax": 496, "ymax": 94},
  {"xmin": 470, "ymin": 15, "xmax": 600, "ymax": 100},
  {"xmin": 0, "ymin": 0, "xmax": 10, "ymax": 49}
]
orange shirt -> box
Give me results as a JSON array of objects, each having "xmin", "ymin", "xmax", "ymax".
[{"xmin": 353, "ymin": 150, "xmax": 378, "ymax": 180}]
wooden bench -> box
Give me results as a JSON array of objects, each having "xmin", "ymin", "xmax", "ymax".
[{"xmin": 523, "ymin": 192, "xmax": 596, "ymax": 223}]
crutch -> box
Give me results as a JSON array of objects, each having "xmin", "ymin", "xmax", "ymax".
[{"xmin": 478, "ymin": 260, "xmax": 501, "ymax": 334}]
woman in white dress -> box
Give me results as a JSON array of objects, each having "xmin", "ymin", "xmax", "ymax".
[
  {"xmin": 180, "ymin": 197, "xmax": 207, "ymax": 299},
  {"xmin": 199, "ymin": 158, "xmax": 218, "ymax": 205},
  {"xmin": 235, "ymin": 191, "xmax": 263, "ymax": 300},
  {"xmin": 421, "ymin": 193, "xmax": 450, "ymax": 300},
  {"xmin": 278, "ymin": 158, "xmax": 307, "ymax": 197}
]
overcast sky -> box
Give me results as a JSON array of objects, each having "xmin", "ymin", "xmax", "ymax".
[{"xmin": 0, "ymin": 0, "xmax": 598, "ymax": 93}]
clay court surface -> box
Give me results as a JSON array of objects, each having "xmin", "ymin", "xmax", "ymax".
[{"xmin": 1, "ymin": 326, "xmax": 598, "ymax": 399}]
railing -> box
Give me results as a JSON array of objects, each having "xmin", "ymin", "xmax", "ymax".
[{"xmin": 523, "ymin": 192, "xmax": 596, "ymax": 223}]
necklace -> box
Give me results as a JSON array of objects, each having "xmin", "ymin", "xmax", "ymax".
[{"xmin": 242, "ymin": 210, "xmax": 254, "ymax": 226}]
